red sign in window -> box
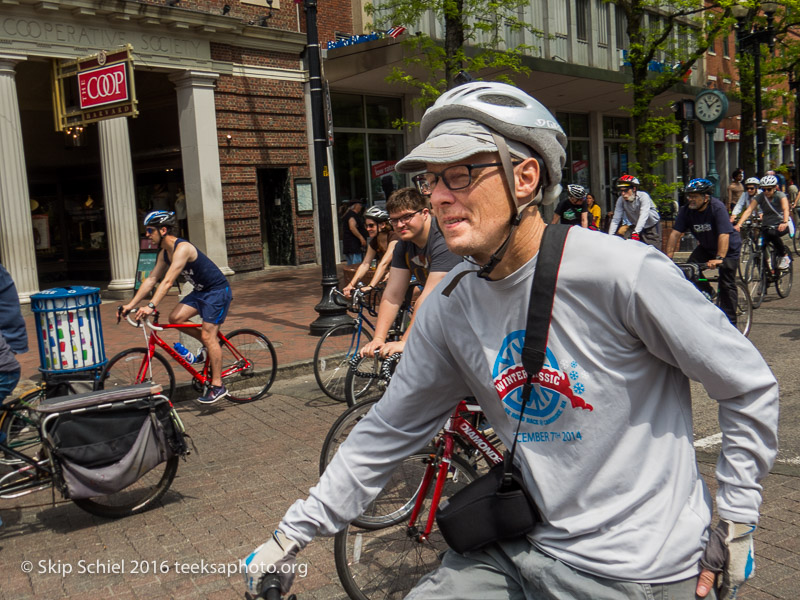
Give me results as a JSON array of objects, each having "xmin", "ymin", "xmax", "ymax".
[{"xmin": 78, "ymin": 63, "xmax": 129, "ymax": 109}]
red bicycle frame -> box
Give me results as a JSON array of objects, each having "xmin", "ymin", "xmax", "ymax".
[
  {"xmin": 406, "ymin": 400, "xmax": 503, "ymax": 542},
  {"xmin": 135, "ymin": 320, "xmax": 252, "ymax": 387}
]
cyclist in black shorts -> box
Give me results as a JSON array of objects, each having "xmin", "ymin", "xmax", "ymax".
[{"xmin": 121, "ymin": 211, "xmax": 233, "ymax": 405}]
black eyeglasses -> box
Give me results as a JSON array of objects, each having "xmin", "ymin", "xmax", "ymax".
[
  {"xmin": 388, "ymin": 209, "xmax": 424, "ymax": 226},
  {"xmin": 746, "ymin": 186, "xmax": 757, "ymax": 190},
  {"xmin": 413, "ymin": 161, "xmax": 521, "ymax": 195}
]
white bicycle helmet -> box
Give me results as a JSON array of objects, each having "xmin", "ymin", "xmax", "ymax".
[
  {"xmin": 744, "ymin": 177, "xmax": 760, "ymax": 186},
  {"xmin": 364, "ymin": 206, "xmax": 389, "ymax": 222},
  {"xmin": 567, "ymin": 184, "xmax": 587, "ymax": 199},
  {"xmin": 396, "ymin": 82, "xmax": 566, "ymax": 209},
  {"xmin": 760, "ymin": 174, "xmax": 778, "ymax": 188}
]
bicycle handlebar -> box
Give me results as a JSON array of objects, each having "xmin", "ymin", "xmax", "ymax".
[
  {"xmin": 117, "ymin": 306, "xmax": 164, "ymax": 331},
  {"xmin": 243, "ymin": 574, "xmax": 296, "ymax": 600}
]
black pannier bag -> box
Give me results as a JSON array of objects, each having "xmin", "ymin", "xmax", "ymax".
[{"xmin": 43, "ymin": 396, "xmax": 187, "ymax": 500}]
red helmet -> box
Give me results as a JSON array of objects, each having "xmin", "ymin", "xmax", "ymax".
[{"xmin": 616, "ymin": 174, "xmax": 639, "ymax": 190}]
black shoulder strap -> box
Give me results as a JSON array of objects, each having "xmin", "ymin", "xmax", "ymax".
[
  {"xmin": 522, "ymin": 224, "xmax": 570, "ymax": 376},
  {"xmin": 504, "ymin": 224, "xmax": 570, "ymax": 481}
]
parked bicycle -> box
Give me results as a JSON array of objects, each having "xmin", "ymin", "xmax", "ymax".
[
  {"xmin": 744, "ymin": 225, "xmax": 793, "ymax": 308},
  {"xmin": 331, "ymin": 399, "xmax": 502, "ymax": 600},
  {"xmin": 101, "ymin": 309, "xmax": 276, "ymax": 403},
  {"xmin": 676, "ymin": 262, "xmax": 752, "ymax": 337},
  {"xmin": 0, "ymin": 383, "xmax": 188, "ymax": 518},
  {"xmin": 313, "ymin": 286, "xmax": 410, "ymax": 402}
]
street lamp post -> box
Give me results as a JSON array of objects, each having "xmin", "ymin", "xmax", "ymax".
[
  {"xmin": 733, "ymin": 2, "xmax": 778, "ymax": 176},
  {"xmin": 303, "ymin": 0, "xmax": 350, "ymax": 335}
]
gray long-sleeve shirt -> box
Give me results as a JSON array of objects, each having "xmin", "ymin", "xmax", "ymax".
[
  {"xmin": 608, "ymin": 190, "xmax": 660, "ymax": 235},
  {"xmin": 282, "ymin": 227, "xmax": 778, "ymax": 584}
]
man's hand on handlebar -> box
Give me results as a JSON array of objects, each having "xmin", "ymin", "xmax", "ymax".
[
  {"xmin": 378, "ymin": 340, "xmax": 405, "ymax": 358},
  {"xmin": 243, "ymin": 529, "xmax": 301, "ymax": 597},
  {"xmin": 359, "ymin": 338, "xmax": 385, "ymax": 358},
  {"xmin": 134, "ymin": 305, "xmax": 155, "ymax": 321}
]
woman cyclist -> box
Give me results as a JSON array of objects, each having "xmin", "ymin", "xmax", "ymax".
[
  {"xmin": 342, "ymin": 206, "xmax": 400, "ymax": 297},
  {"xmin": 735, "ymin": 174, "xmax": 792, "ymax": 271}
]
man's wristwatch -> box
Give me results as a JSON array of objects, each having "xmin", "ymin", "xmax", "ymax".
[
  {"xmin": 147, "ymin": 302, "xmax": 156, "ymax": 310},
  {"xmin": 715, "ymin": 255, "xmax": 723, "ymax": 260}
]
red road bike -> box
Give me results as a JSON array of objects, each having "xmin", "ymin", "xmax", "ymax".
[{"xmin": 100, "ymin": 309, "xmax": 277, "ymax": 403}]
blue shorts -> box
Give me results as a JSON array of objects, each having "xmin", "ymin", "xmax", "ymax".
[{"xmin": 181, "ymin": 286, "xmax": 232, "ymax": 325}]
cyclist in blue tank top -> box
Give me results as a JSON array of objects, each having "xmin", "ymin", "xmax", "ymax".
[{"xmin": 121, "ymin": 211, "xmax": 233, "ymax": 405}]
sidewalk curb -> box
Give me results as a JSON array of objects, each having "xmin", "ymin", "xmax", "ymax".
[{"xmin": 172, "ymin": 357, "xmax": 314, "ymax": 403}]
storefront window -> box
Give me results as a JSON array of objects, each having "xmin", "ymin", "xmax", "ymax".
[
  {"xmin": 333, "ymin": 132, "xmax": 367, "ymax": 203},
  {"xmin": 366, "ymin": 96, "xmax": 402, "ymax": 129},
  {"xmin": 331, "ymin": 93, "xmax": 365, "ymax": 128},
  {"xmin": 331, "ymin": 93, "xmax": 405, "ymax": 207}
]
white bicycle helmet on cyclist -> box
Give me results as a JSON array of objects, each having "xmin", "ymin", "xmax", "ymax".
[
  {"xmin": 394, "ymin": 81, "xmax": 566, "ymax": 279},
  {"xmin": 744, "ymin": 177, "xmax": 760, "ymax": 186},
  {"xmin": 363, "ymin": 206, "xmax": 389, "ymax": 222},
  {"xmin": 567, "ymin": 184, "xmax": 587, "ymax": 200},
  {"xmin": 760, "ymin": 174, "xmax": 779, "ymax": 188},
  {"xmin": 395, "ymin": 81, "xmax": 566, "ymax": 211},
  {"xmin": 143, "ymin": 210, "xmax": 176, "ymax": 228}
]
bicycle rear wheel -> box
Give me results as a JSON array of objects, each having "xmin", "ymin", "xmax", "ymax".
[
  {"xmin": 345, "ymin": 355, "xmax": 390, "ymax": 407},
  {"xmin": 745, "ymin": 256, "xmax": 765, "ymax": 309},
  {"xmin": 73, "ymin": 456, "xmax": 179, "ymax": 518},
  {"xmin": 99, "ymin": 348, "xmax": 176, "ymax": 399},
  {"xmin": 0, "ymin": 387, "xmax": 45, "ymax": 466},
  {"xmin": 776, "ymin": 256, "xmax": 793, "ymax": 298},
  {"xmin": 314, "ymin": 322, "xmax": 372, "ymax": 402},
  {"xmin": 220, "ymin": 329, "xmax": 277, "ymax": 403},
  {"xmin": 794, "ymin": 232, "xmax": 800, "ymax": 257},
  {"xmin": 334, "ymin": 449, "xmax": 478, "ymax": 600}
]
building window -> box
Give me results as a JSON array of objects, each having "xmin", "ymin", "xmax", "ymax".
[
  {"xmin": 596, "ymin": 0, "xmax": 609, "ymax": 46},
  {"xmin": 331, "ymin": 93, "xmax": 405, "ymax": 206},
  {"xmin": 723, "ymin": 35, "xmax": 730, "ymax": 58},
  {"xmin": 615, "ymin": 5, "xmax": 627, "ymax": 50},
  {"xmin": 556, "ymin": 112, "xmax": 591, "ymax": 192},
  {"xmin": 576, "ymin": 0, "xmax": 590, "ymax": 42}
]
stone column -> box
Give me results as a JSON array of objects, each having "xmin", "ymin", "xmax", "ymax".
[
  {"xmin": 98, "ymin": 117, "xmax": 139, "ymax": 292},
  {"xmin": 0, "ymin": 54, "xmax": 38, "ymax": 303},
  {"xmin": 169, "ymin": 71, "xmax": 233, "ymax": 275}
]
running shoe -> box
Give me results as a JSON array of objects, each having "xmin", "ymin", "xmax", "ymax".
[
  {"xmin": 779, "ymin": 255, "xmax": 791, "ymax": 270},
  {"xmin": 197, "ymin": 385, "xmax": 228, "ymax": 405},
  {"xmin": 194, "ymin": 347, "xmax": 207, "ymax": 364}
]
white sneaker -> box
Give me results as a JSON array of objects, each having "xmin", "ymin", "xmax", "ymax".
[{"xmin": 779, "ymin": 255, "xmax": 791, "ymax": 270}]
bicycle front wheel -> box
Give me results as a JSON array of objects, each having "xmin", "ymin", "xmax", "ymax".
[
  {"xmin": 99, "ymin": 348, "xmax": 176, "ymax": 399},
  {"xmin": 344, "ymin": 355, "xmax": 389, "ymax": 407},
  {"xmin": 0, "ymin": 387, "xmax": 45, "ymax": 465},
  {"xmin": 314, "ymin": 322, "xmax": 372, "ymax": 402},
  {"xmin": 221, "ymin": 329, "xmax": 277, "ymax": 403},
  {"xmin": 73, "ymin": 456, "xmax": 179, "ymax": 518},
  {"xmin": 745, "ymin": 256, "xmax": 765, "ymax": 309},
  {"xmin": 319, "ymin": 399, "xmax": 379, "ymax": 475},
  {"xmin": 776, "ymin": 257, "xmax": 793, "ymax": 298},
  {"xmin": 334, "ymin": 449, "xmax": 478, "ymax": 600}
]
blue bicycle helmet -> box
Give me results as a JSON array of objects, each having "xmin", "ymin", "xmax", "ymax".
[{"xmin": 684, "ymin": 178, "xmax": 713, "ymax": 194}]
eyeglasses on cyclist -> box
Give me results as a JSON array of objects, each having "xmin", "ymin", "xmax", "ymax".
[
  {"xmin": 388, "ymin": 209, "xmax": 424, "ymax": 227},
  {"xmin": 413, "ymin": 161, "xmax": 521, "ymax": 195}
]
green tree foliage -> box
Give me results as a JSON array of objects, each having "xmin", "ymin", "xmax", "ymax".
[
  {"xmin": 614, "ymin": 0, "xmax": 735, "ymax": 204},
  {"xmin": 366, "ymin": 0, "xmax": 542, "ymax": 125}
]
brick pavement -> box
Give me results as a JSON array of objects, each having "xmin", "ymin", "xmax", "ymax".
[{"xmin": 2, "ymin": 265, "xmax": 799, "ymax": 599}]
